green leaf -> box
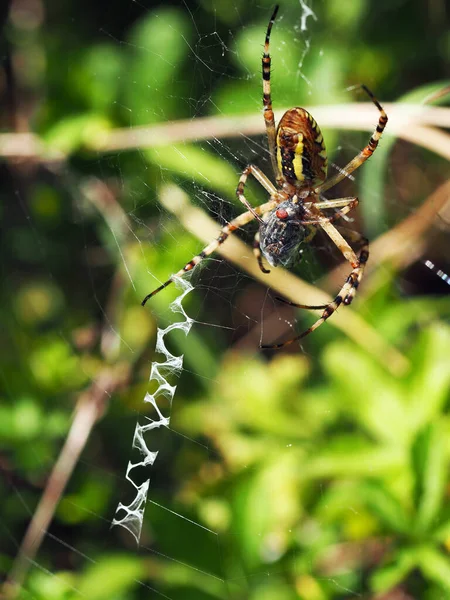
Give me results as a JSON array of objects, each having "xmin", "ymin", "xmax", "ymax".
[
  {"xmin": 395, "ymin": 80, "xmax": 450, "ymax": 105},
  {"xmin": 303, "ymin": 437, "xmax": 404, "ymax": 479},
  {"xmin": 407, "ymin": 324, "xmax": 450, "ymax": 432},
  {"xmin": 83, "ymin": 44, "xmax": 124, "ymax": 113},
  {"xmin": 360, "ymin": 479, "xmax": 410, "ymax": 535},
  {"xmin": 146, "ymin": 144, "xmax": 239, "ymax": 200},
  {"xmin": 123, "ymin": 8, "xmax": 191, "ymax": 124},
  {"xmin": 28, "ymin": 569, "xmax": 77, "ymax": 599},
  {"xmin": 323, "ymin": 341, "xmax": 408, "ymax": 444},
  {"xmin": 417, "ymin": 546, "xmax": 450, "ymax": 591},
  {"xmin": 232, "ymin": 452, "xmax": 302, "ymax": 568},
  {"xmin": 433, "ymin": 519, "xmax": 450, "ymax": 544},
  {"xmin": 76, "ymin": 555, "xmax": 145, "ymax": 599},
  {"xmin": 411, "ymin": 423, "xmax": 447, "ymax": 535},
  {"xmin": 44, "ymin": 113, "xmax": 111, "ymax": 154},
  {"xmin": 371, "ymin": 547, "xmax": 418, "ymax": 593}
]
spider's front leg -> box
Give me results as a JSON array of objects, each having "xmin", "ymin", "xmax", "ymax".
[
  {"xmin": 141, "ymin": 198, "xmax": 279, "ymax": 306},
  {"xmin": 316, "ymin": 85, "xmax": 388, "ymax": 195}
]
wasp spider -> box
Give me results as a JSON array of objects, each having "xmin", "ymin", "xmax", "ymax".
[{"xmin": 142, "ymin": 5, "xmax": 388, "ymax": 349}]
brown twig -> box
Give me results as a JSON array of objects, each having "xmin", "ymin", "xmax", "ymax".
[{"xmin": 2, "ymin": 366, "xmax": 130, "ymax": 599}]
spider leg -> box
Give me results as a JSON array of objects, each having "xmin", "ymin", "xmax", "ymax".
[
  {"xmin": 331, "ymin": 227, "xmax": 369, "ymax": 307},
  {"xmin": 314, "ymin": 197, "xmax": 359, "ymax": 211},
  {"xmin": 314, "ymin": 209, "xmax": 360, "ymax": 266},
  {"xmin": 275, "ymin": 199, "xmax": 358, "ymax": 309},
  {"xmin": 261, "ymin": 206, "xmax": 369, "ymax": 348},
  {"xmin": 253, "ymin": 230, "xmax": 271, "ymax": 274},
  {"xmin": 262, "ymin": 5, "xmax": 281, "ymax": 181},
  {"xmin": 262, "ymin": 236, "xmax": 368, "ymax": 349},
  {"xmin": 236, "ymin": 164, "xmax": 277, "ymax": 225},
  {"xmin": 275, "ymin": 226, "xmax": 366, "ymax": 312},
  {"xmin": 142, "ymin": 198, "xmax": 278, "ymax": 306},
  {"xmin": 299, "ymin": 197, "xmax": 359, "ymax": 225},
  {"xmin": 315, "ymin": 85, "xmax": 388, "ymax": 195}
]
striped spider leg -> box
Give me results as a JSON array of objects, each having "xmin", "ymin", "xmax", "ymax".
[
  {"xmin": 141, "ymin": 198, "xmax": 279, "ymax": 306},
  {"xmin": 262, "ymin": 206, "xmax": 369, "ymax": 349},
  {"xmin": 142, "ymin": 5, "xmax": 388, "ymax": 350}
]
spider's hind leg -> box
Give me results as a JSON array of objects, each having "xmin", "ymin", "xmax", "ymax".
[
  {"xmin": 275, "ymin": 198, "xmax": 359, "ymax": 309},
  {"xmin": 262, "ymin": 231, "xmax": 369, "ymax": 349},
  {"xmin": 335, "ymin": 228, "xmax": 369, "ymax": 307},
  {"xmin": 301, "ymin": 237, "xmax": 368, "ymax": 334}
]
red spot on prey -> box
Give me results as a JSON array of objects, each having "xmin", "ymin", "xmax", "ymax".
[{"xmin": 276, "ymin": 208, "xmax": 289, "ymax": 219}]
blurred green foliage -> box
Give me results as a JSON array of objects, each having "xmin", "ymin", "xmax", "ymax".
[{"xmin": 0, "ymin": 0, "xmax": 449, "ymax": 599}]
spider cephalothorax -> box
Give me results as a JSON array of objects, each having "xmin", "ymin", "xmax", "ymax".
[{"xmin": 142, "ymin": 5, "xmax": 387, "ymax": 348}]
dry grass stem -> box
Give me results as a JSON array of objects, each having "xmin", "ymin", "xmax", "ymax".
[
  {"xmin": 0, "ymin": 104, "xmax": 449, "ymax": 160},
  {"xmin": 3, "ymin": 367, "xmax": 130, "ymax": 599},
  {"xmin": 93, "ymin": 104, "xmax": 450, "ymax": 153}
]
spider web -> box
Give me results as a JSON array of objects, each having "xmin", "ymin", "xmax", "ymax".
[
  {"xmin": 109, "ymin": 0, "xmax": 325, "ymax": 553},
  {"xmin": 1, "ymin": 0, "xmax": 449, "ymax": 599},
  {"xmin": 108, "ymin": 0, "xmax": 324, "ymax": 584}
]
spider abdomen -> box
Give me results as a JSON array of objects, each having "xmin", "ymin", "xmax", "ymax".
[{"xmin": 276, "ymin": 108, "xmax": 327, "ymax": 187}]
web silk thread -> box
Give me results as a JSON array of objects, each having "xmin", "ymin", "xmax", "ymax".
[{"xmin": 111, "ymin": 276, "xmax": 194, "ymax": 543}]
